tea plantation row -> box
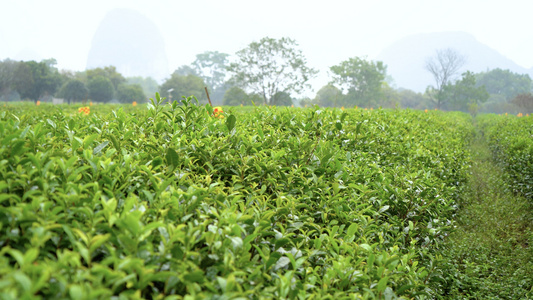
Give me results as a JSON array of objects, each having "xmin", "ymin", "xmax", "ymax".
[
  {"xmin": 478, "ymin": 114, "xmax": 533, "ymax": 199},
  {"xmin": 0, "ymin": 97, "xmax": 474, "ymax": 299}
]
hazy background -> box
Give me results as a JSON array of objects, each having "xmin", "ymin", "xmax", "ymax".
[{"xmin": 1, "ymin": 0, "xmax": 533, "ymax": 94}]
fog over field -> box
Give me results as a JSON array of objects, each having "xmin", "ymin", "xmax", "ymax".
[{"xmin": 1, "ymin": 0, "xmax": 533, "ymax": 94}]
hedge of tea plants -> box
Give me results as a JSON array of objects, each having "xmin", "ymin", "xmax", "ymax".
[
  {"xmin": 0, "ymin": 97, "xmax": 473, "ymax": 299},
  {"xmin": 478, "ymin": 114, "xmax": 533, "ymax": 199}
]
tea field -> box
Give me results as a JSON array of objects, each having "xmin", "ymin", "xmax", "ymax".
[{"xmin": 0, "ymin": 96, "xmax": 530, "ymax": 299}]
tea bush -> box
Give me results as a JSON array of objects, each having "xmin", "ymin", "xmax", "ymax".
[
  {"xmin": 0, "ymin": 97, "xmax": 473, "ymax": 298},
  {"xmin": 478, "ymin": 114, "xmax": 533, "ymax": 199}
]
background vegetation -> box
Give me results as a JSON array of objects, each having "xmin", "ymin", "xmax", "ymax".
[{"xmin": 2, "ymin": 37, "xmax": 533, "ymax": 114}]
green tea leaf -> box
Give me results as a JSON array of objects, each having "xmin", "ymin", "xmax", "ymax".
[
  {"xmin": 377, "ymin": 276, "xmax": 388, "ymax": 292},
  {"xmin": 226, "ymin": 114, "xmax": 236, "ymax": 132},
  {"xmin": 11, "ymin": 140, "xmax": 25, "ymax": 156},
  {"xmin": 93, "ymin": 141, "xmax": 109, "ymax": 155},
  {"xmin": 184, "ymin": 270, "xmax": 205, "ymax": 283},
  {"xmin": 109, "ymin": 134, "xmax": 121, "ymax": 153},
  {"xmin": 347, "ymin": 223, "xmax": 358, "ymax": 237},
  {"xmin": 166, "ymin": 147, "xmax": 179, "ymax": 168}
]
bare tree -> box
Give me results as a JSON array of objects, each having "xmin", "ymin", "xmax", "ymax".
[{"xmin": 425, "ymin": 48, "xmax": 466, "ymax": 109}]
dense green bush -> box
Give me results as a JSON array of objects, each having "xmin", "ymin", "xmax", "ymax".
[
  {"xmin": 478, "ymin": 114, "xmax": 533, "ymax": 199},
  {"xmin": 0, "ymin": 98, "xmax": 473, "ymax": 298}
]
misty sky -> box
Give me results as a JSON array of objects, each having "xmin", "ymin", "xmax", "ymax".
[{"xmin": 1, "ymin": 0, "xmax": 532, "ymax": 93}]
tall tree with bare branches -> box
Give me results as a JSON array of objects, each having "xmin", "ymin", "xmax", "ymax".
[{"xmin": 425, "ymin": 48, "xmax": 466, "ymax": 109}]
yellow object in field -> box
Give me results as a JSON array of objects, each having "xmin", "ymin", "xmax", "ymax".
[
  {"xmin": 213, "ymin": 106, "xmax": 224, "ymax": 118},
  {"xmin": 78, "ymin": 107, "xmax": 90, "ymax": 115}
]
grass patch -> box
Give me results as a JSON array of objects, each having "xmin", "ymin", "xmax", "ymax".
[{"xmin": 436, "ymin": 127, "xmax": 533, "ymax": 299}]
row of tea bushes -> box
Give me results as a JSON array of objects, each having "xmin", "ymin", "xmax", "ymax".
[
  {"xmin": 478, "ymin": 114, "xmax": 533, "ymax": 199},
  {"xmin": 0, "ymin": 97, "xmax": 473, "ymax": 298}
]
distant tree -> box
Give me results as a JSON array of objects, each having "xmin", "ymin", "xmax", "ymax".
[
  {"xmin": 296, "ymin": 97, "xmax": 313, "ymax": 107},
  {"xmin": 443, "ymin": 71, "xmax": 489, "ymax": 111},
  {"xmin": 223, "ymin": 86, "xmax": 249, "ymax": 106},
  {"xmin": 0, "ymin": 59, "xmax": 18, "ymax": 97},
  {"xmin": 193, "ymin": 51, "xmax": 230, "ymax": 90},
  {"xmin": 159, "ymin": 73, "xmax": 207, "ymax": 104},
  {"xmin": 126, "ymin": 76, "xmax": 159, "ymax": 98},
  {"xmin": 314, "ymin": 84, "xmax": 342, "ymax": 107},
  {"xmin": 249, "ymin": 93, "xmax": 264, "ymax": 106},
  {"xmin": 397, "ymin": 88, "xmax": 433, "ymax": 109},
  {"xmin": 173, "ymin": 65, "xmax": 199, "ymax": 77},
  {"xmin": 85, "ymin": 66, "xmax": 125, "ymax": 92},
  {"xmin": 117, "ymin": 84, "xmax": 146, "ymax": 103},
  {"xmin": 58, "ymin": 79, "xmax": 88, "ymax": 104},
  {"xmin": 0, "ymin": 59, "xmax": 33, "ymax": 101},
  {"xmin": 88, "ymin": 76, "xmax": 114, "ymax": 102},
  {"xmin": 425, "ymin": 48, "xmax": 466, "ymax": 109},
  {"xmin": 21, "ymin": 59, "xmax": 62, "ymax": 102},
  {"xmin": 192, "ymin": 51, "xmax": 231, "ymax": 105},
  {"xmin": 271, "ymin": 91, "xmax": 293, "ymax": 106},
  {"xmin": 475, "ymin": 68, "xmax": 532, "ymax": 101},
  {"xmin": 330, "ymin": 56, "xmax": 387, "ymax": 107},
  {"xmin": 228, "ymin": 37, "xmax": 318, "ymax": 105},
  {"xmin": 510, "ymin": 93, "xmax": 533, "ymax": 113},
  {"xmin": 379, "ymin": 83, "xmax": 400, "ymax": 108}
]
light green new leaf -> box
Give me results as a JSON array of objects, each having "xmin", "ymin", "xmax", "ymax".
[{"xmin": 93, "ymin": 141, "xmax": 109, "ymax": 155}]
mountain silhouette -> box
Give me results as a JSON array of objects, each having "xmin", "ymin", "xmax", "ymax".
[
  {"xmin": 376, "ymin": 31, "xmax": 532, "ymax": 92},
  {"xmin": 87, "ymin": 8, "xmax": 168, "ymax": 81}
]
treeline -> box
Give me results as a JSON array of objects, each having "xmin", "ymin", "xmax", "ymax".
[
  {"xmin": 1, "ymin": 36, "xmax": 533, "ymax": 113},
  {"xmin": 0, "ymin": 59, "xmax": 151, "ymax": 104}
]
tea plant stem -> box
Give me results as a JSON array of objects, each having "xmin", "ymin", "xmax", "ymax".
[
  {"xmin": 305, "ymin": 131, "xmax": 321, "ymax": 165},
  {"xmin": 205, "ymin": 87, "xmax": 213, "ymax": 107}
]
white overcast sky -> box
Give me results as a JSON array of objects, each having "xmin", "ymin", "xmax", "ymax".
[{"xmin": 1, "ymin": 0, "xmax": 532, "ymax": 92}]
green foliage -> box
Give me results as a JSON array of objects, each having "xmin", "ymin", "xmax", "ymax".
[
  {"xmin": 329, "ymin": 56, "xmax": 387, "ymax": 108},
  {"xmin": 270, "ymin": 91, "xmax": 293, "ymax": 106},
  {"xmin": 443, "ymin": 71, "xmax": 489, "ymax": 112},
  {"xmin": 0, "ymin": 59, "xmax": 33, "ymax": 102},
  {"xmin": 58, "ymin": 79, "xmax": 88, "ymax": 104},
  {"xmin": 159, "ymin": 73, "xmax": 207, "ymax": 104},
  {"xmin": 126, "ymin": 76, "xmax": 159, "ymax": 99},
  {"xmin": 192, "ymin": 51, "xmax": 231, "ymax": 105},
  {"xmin": 85, "ymin": 66, "xmax": 126, "ymax": 92},
  {"xmin": 0, "ymin": 102, "xmax": 476, "ymax": 298},
  {"xmin": 314, "ymin": 84, "xmax": 343, "ymax": 107},
  {"xmin": 117, "ymin": 83, "xmax": 146, "ymax": 104},
  {"xmin": 478, "ymin": 114, "xmax": 533, "ymax": 199},
  {"xmin": 476, "ymin": 68, "xmax": 532, "ymax": 101},
  {"xmin": 223, "ymin": 86, "xmax": 250, "ymax": 106},
  {"xmin": 435, "ymin": 124, "xmax": 533, "ymax": 299},
  {"xmin": 397, "ymin": 89, "xmax": 434, "ymax": 110},
  {"xmin": 173, "ymin": 65, "xmax": 199, "ymax": 77},
  {"xmin": 228, "ymin": 37, "xmax": 318, "ymax": 105},
  {"xmin": 88, "ymin": 76, "xmax": 114, "ymax": 103},
  {"xmin": 15, "ymin": 59, "xmax": 62, "ymax": 102},
  {"xmin": 192, "ymin": 51, "xmax": 230, "ymax": 91}
]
